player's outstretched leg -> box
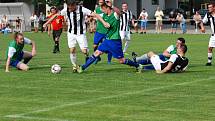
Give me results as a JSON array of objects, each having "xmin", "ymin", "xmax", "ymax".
[{"xmin": 107, "ymin": 52, "xmax": 112, "ymax": 64}]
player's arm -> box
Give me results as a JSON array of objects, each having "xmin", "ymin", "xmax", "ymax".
[
  {"xmin": 200, "ymin": 13, "xmax": 209, "ymax": 33},
  {"xmin": 5, "ymin": 47, "xmax": 16, "ymax": 72},
  {"xmin": 163, "ymin": 45, "xmax": 173, "ymax": 58},
  {"xmin": 5, "ymin": 57, "xmax": 11, "ymax": 72},
  {"xmin": 43, "ymin": 14, "xmax": 59, "ymax": 28},
  {"xmin": 24, "ymin": 38, "xmax": 36, "ymax": 56},
  {"xmin": 91, "ymin": 12, "xmax": 110, "ymax": 28},
  {"xmin": 157, "ymin": 61, "xmax": 174, "ymax": 74}
]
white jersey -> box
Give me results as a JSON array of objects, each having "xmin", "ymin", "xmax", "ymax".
[
  {"xmin": 203, "ymin": 13, "xmax": 215, "ymax": 34},
  {"xmin": 120, "ymin": 10, "xmax": 133, "ymax": 31},
  {"xmin": 61, "ymin": 5, "xmax": 92, "ymax": 35}
]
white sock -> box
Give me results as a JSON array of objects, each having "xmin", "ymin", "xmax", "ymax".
[
  {"xmin": 136, "ymin": 54, "xmax": 149, "ymax": 62},
  {"xmin": 70, "ymin": 53, "xmax": 77, "ymax": 66},
  {"xmin": 123, "ymin": 40, "xmax": 130, "ymax": 53},
  {"xmin": 208, "ymin": 53, "xmax": 212, "ymax": 63}
]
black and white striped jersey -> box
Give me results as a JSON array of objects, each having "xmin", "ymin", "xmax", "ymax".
[
  {"xmin": 203, "ymin": 13, "xmax": 215, "ymax": 34},
  {"xmin": 61, "ymin": 5, "xmax": 92, "ymax": 35},
  {"xmin": 120, "ymin": 10, "xmax": 133, "ymax": 31}
]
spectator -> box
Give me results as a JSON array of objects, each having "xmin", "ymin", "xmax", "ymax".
[
  {"xmin": 169, "ymin": 11, "xmax": 178, "ymax": 34},
  {"xmin": 133, "ymin": 15, "xmax": 138, "ymax": 33},
  {"xmin": 30, "ymin": 13, "xmax": 39, "ymax": 33},
  {"xmin": 1, "ymin": 15, "xmax": 8, "ymax": 29},
  {"xmin": 193, "ymin": 11, "xmax": 202, "ymax": 32},
  {"xmin": 138, "ymin": 8, "xmax": 148, "ymax": 34},
  {"xmin": 39, "ymin": 12, "xmax": 46, "ymax": 32},
  {"xmin": 176, "ymin": 13, "xmax": 186, "ymax": 34},
  {"xmin": 15, "ymin": 17, "xmax": 22, "ymax": 32},
  {"xmin": 154, "ymin": 6, "xmax": 164, "ymax": 34}
]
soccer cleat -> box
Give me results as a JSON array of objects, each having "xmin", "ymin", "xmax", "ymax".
[
  {"xmin": 132, "ymin": 52, "xmax": 137, "ymax": 62},
  {"xmin": 205, "ymin": 63, "xmax": 212, "ymax": 66},
  {"xmin": 77, "ymin": 65, "xmax": 84, "ymax": 73},
  {"xmin": 72, "ymin": 66, "xmax": 77, "ymax": 73},
  {"xmin": 53, "ymin": 46, "xmax": 57, "ymax": 53},
  {"xmin": 137, "ymin": 64, "xmax": 144, "ymax": 73}
]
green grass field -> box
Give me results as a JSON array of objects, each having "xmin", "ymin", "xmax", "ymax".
[{"xmin": 0, "ymin": 32, "xmax": 215, "ymax": 121}]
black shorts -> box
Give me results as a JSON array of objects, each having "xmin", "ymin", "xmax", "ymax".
[{"xmin": 53, "ymin": 29, "xmax": 62, "ymax": 40}]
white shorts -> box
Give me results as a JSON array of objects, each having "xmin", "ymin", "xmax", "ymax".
[
  {"xmin": 209, "ymin": 36, "xmax": 215, "ymax": 47},
  {"xmin": 67, "ymin": 33, "xmax": 88, "ymax": 49},
  {"xmin": 150, "ymin": 55, "xmax": 165, "ymax": 71},
  {"xmin": 120, "ymin": 31, "xmax": 130, "ymax": 41}
]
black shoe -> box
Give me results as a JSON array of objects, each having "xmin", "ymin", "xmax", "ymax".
[
  {"xmin": 140, "ymin": 32, "xmax": 143, "ymax": 34},
  {"xmin": 53, "ymin": 46, "xmax": 57, "ymax": 53},
  {"xmin": 206, "ymin": 63, "xmax": 212, "ymax": 66},
  {"xmin": 132, "ymin": 52, "xmax": 138, "ymax": 62},
  {"xmin": 144, "ymin": 32, "xmax": 146, "ymax": 34},
  {"xmin": 94, "ymin": 56, "xmax": 101, "ymax": 64}
]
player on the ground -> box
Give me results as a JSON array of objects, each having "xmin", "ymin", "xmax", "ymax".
[
  {"xmin": 77, "ymin": 3, "xmax": 142, "ymax": 73},
  {"xmin": 120, "ymin": 2, "xmax": 135, "ymax": 55},
  {"xmin": 46, "ymin": 6, "xmax": 64, "ymax": 53},
  {"xmin": 200, "ymin": 2, "xmax": 215, "ymax": 66},
  {"xmin": 5, "ymin": 32, "xmax": 36, "ymax": 72},
  {"xmin": 139, "ymin": 44, "xmax": 188, "ymax": 73},
  {"xmin": 45, "ymin": 0, "xmax": 110, "ymax": 72},
  {"xmin": 132, "ymin": 37, "xmax": 185, "ymax": 65}
]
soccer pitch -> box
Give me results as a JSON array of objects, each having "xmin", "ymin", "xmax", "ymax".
[{"xmin": 0, "ymin": 33, "xmax": 215, "ymax": 121}]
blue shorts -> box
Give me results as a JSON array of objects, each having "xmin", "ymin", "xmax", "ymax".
[
  {"xmin": 94, "ymin": 32, "xmax": 106, "ymax": 45},
  {"xmin": 98, "ymin": 39, "xmax": 124, "ymax": 59},
  {"xmin": 141, "ymin": 21, "xmax": 147, "ymax": 28},
  {"xmin": 10, "ymin": 51, "xmax": 24, "ymax": 67}
]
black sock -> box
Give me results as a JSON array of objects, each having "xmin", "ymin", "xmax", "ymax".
[{"xmin": 23, "ymin": 56, "xmax": 32, "ymax": 64}]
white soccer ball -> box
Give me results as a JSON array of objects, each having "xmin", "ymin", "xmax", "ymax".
[{"xmin": 51, "ymin": 64, "xmax": 61, "ymax": 74}]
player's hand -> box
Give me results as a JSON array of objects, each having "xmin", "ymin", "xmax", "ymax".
[
  {"xmin": 43, "ymin": 24, "xmax": 47, "ymax": 28},
  {"xmin": 201, "ymin": 28, "xmax": 206, "ymax": 33},
  {"xmin": 103, "ymin": 22, "xmax": 110, "ymax": 28}
]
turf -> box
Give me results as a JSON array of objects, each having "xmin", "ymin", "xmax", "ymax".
[{"xmin": 0, "ymin": 32, "xmax": 215, "ymax": 121}]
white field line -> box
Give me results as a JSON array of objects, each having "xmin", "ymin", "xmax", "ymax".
[
  {"xmin": 5, "ymin": 115, "xmax": 73, "ymax": 121},
  {"xmin": 5, "ymin": 76, "xmax": 215, "ymax": 120}
]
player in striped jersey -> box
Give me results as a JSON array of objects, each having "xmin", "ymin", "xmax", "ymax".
[
  {"xmin": 200, "ymin": 2, "xmax": 215, "ymax": 66},
  {"xmin": 120, "ymin": 2, "xmax": 135, "ymax": 54},
  {"xmin": 45, "ymin": 0, "xmax": 110, "ymax": 72}
]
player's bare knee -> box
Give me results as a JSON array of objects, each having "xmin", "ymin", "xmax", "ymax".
[{"xmin": 94, "ymin": 50, "xmax": 102, "ymax": 56}]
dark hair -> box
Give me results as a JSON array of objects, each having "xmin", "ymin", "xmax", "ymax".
[
  {"xmin": 122, "ymin": 2, "xmax": 128, "ymax": 5},
  {"xmin": 50, "ymin": 6, "xmax": 57, "ymax": 11},
  {"xmin": 209, "ymin": 1, "xmax": 215, "ymax": 7},
  {"xmin": 142, "ymin": 8, "xmax": 145, "ymax": 10},
  {"xmin": 180, "ymin": 44, "xmax": 187, "ymax": 53},
  {"xmin": 101, "ymin": 3, "xmax": 112, "ymax": 9},
  {"xmin": 66, "ymin": 0, "xmax": 76, "ymax": 5},
  {"xmin": 178, "ymin": 37, "xmax": 185, "ymax": 44},
  {"xmin": 14, "ymin": 32, "xmax": 23, "ymax": 40}
]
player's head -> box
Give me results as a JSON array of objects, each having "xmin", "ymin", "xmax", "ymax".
[
  {"xmin": 14, "ymin": 32, "xmax": 24, "ymax": 44},
  {"xmin": 98, "ymin": 0, "xmax": 105, "ymax": 6},
  {"xmin": 177, "ymin": 44, "xmax": 187, "ymax": 54},
  {"xmin": 50, "ymin": 6, "xmax": 58, "ymax": 14},
  {"xmin": 122, "ymin": 2, "xmax": 128, "ymax": 11},
  {"xmin": 142, "ymin": 8, "xmax": 146, "ymax": 12},
  {"xmin": 105, "ymin": 0, "xmax": 112, "ymax": 7},
  {"xmin": 101, "ymin": 3, "xmax": 112, "ymax": 14},
  {"xmin": 195, "ymin": 11, "xmax": 199, "ymax": 15},
  {"xmin": 176, "ymin": 37, "xmax": 185, "ymax": 48},
  {"xmin": 208, "ymin": 1, "xmax": 215, "ymax": 13},
  {"xmin": 67, "ymin": 0, "xmax": 77, "ymax": 12}
]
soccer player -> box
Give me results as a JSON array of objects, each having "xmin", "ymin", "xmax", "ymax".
[
  {"xmin": 44, "ymin": 6, "xmax": 64, "ymax": 53},
  {"xmin": 93, "ymin": 0, "xmax": 111, "ymax": 64},
  {"xmin": 77, "ymin": 3, "xmax": 142, "ymax": 73},
  {"xmin": 133, "ymin": 37, "xmax": 186, "ymax": 65},
  {"xmin": 5, "ymin": 32, "xmax": 36, "ymax": 72},
  {"xmin": 200, "ymin": 2, "xmax": 215, "ymax": 66},
  {"xmin": 45, "ymin": 0, "xmax": 110, "ymax": 72},
  {"xmin": 120, "ymin": 2, "xmax": 135, "ymax": 54},
  {"xmin": 140, "ymin": 44, "xmax": 189, "ymax": 73}
]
